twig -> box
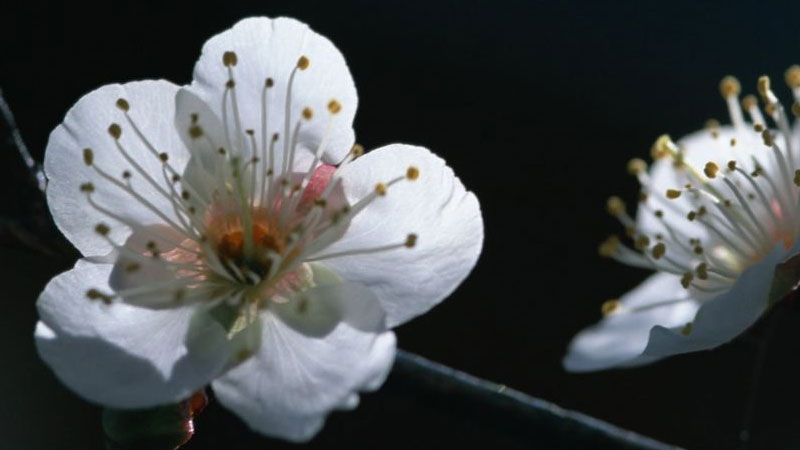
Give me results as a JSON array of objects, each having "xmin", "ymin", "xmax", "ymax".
[
  {"xmin": 392, "ymin": 350, "xmax": 684, "ymax": 450},
  {"xmin": 0, "ymin": 87, "xmax": 46, "ymax": 192}
]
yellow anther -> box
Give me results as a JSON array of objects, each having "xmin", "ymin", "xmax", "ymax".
[
  {"xmin": 82, "ymin": 148, "xmax": 94, "ymax": 166},
  {"xmin": 115, "ymin": 98, "xmax": 130, "ymax": 111},
  {"xmin": 757, "ymin": 75, "xmax": 771, "ymax": 101},
  {"xmin": 627, "ymin": 158, "xmax": 647, "ymax": 175},
  {"xmin": 703, "ymin": 162, "xmax": 719, "ymax": 179},
  {"xmin": 222, "ymin": 51, "xmax": 238, "ymax": 67},
  {"xmin": 598, "ymin": 235, "xmax": 620, "ymax": 257},
  {"xmin": 652, "ymin": 242, "xmax": 666, "ymax": 259},
  {"xmin": 727, "ymin": 160, "xmax": 737, "ymax": 171},
  {"xmin": 719, "ymin": 75, "xmax": 741, "ymax": 98},
  {"xmin": 86, "ymin": 288, "xmax": 113, "ymax": 305},
  {"xmin": 606, "ymin": 196, "xmax": 626, "ymax": 216},
  {"xmin": 327, "ymin": 99, "xmax": 342, "ymax": 114},
  {"xmin": 634, "ymin": 235, "xmax": 650, "ymax": 250},
  {"xmin": 666, "ymin": 189, "xmax": 682, "ymax": 199},
  {"xmin": 785, "ymin": 65, "xmax": 800, "ymax": 88},
  {"xmin": 696, "ymin": 263, "xmax": 708, "ymax": 280},
  {"xmin": 108, "ymin": 123, "xmax": 122, "ymax": 139},
  {"xmin": 601, "ymin": 299, "xmax": 621, "ymax": 316},
  {"xmin": 405, "ymin": 233, "xmax": 418, "ymax": 248},
  {"xmin": 754, "ymin": 123, "xmax": 764, "ymax": 132},
  {"xmin": 406, "ymin": 166, "xmax": 420, "ymax": 180},
  {"xmin": 651, "ymin": 134, "xmax": 674, "ymax": 160},
  {"xmin": 729, "ymin": 138, "xmax": 737, "ymax": 147},
  {"xmin": 351, "ymin": 143, "xmax": 365, "ymax": 157},
  {"xmin": 297, "ymin": 55, "xmax": 310, "ymax": 70},
  {"xmin": 741, "ymin": 94, "xmax": 757, "ymax": 110},
  {"xmin": 302, "ymin": 107, "xmax": 313, "ymax": 120},
  {"xmin": 375, "ymin": 182, "xmax": 388, "ymax": 196},
  {"xmin": 94, "ymin": 223, "xmax": 110, "ymax": 236}
]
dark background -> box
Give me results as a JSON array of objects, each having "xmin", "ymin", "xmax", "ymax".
[{"xmin": 3, "ymin": 1, "xmax": 800, "ymax": 449}]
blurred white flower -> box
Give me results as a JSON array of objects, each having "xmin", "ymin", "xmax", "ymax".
[
  {"xmin": 565, "ymin": 68, "xmax": 800, "ymax": 372},
  {"xmin": 35, "ymin": 17, "xmax": 483, "ymax": 441}
]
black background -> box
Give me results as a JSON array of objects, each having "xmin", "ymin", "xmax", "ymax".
[{"xmin": 3, "ymin": 1, "xmax": 800, "ymax": 449}]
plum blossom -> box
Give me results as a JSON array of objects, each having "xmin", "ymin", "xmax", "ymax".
[
  {"xmin": 564, "ymin": 68, "xmax": 800, "ymax": 372},
  {"xmin": 34, "ymin": 17, "xmax": 483, "ymax": 441}
]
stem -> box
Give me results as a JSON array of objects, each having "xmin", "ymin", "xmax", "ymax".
[{"xmin": 391, "ymin": 350, "xmax": 683, "ymax": 450}]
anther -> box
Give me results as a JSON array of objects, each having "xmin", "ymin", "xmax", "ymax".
[
  {"xmin": 122, "ymin": 170, "xmax": 132, "ymax": 179},
  {"xmin": 245, "ymin": 129, "xmax": 254, "ymax": 136},
  {"xmin": 189, "ymin": 125, "xmax": 204, "ymax": 138},
  {"xmin": 634, "ymin": 235, "xmax": 650, "ymax": 250},
  {"xmin": 222, "ymin": 51, "xmax": 238, "ymax": 67},
  {"xmin": 297, "ymin": 55, "xmax": 310, "ymax": 70},
  {"xmin": 696, "ymin": 263, "xmax": 708, "ymax": 280},
  {"xmin": 754, "ymin": 123, "xmax": 764, "ymax": 132},
  {"xmin": 606, "ymin": 196, "xmax": 626, "ymax": 216},
  {"xmin": 86, "ymin": 288, "xmax": 113, "ymax": 305},
  {"xmin": 82, "ymin": 148, "xmax": 94, "ymax": 166},
  {"xmin": 406, "ymin": 166, "xmax": 420, "ymax": 181},
  {"xmin": 680, "ymin": 272, "xmax": 694, "ymax": 288},
  {"xmin": 757, "ymin": 75, "xmax": 772, "ymax": 103},
  {"xmin": 108, "ymin": 123, "xmax": 122, "ymax": 139},
  {"xmin": 159, "ymin": 152, "xmax": 169, "ymax": 162},
  {"xmin": 730, "ymin": 138, "xmax": 737, "ymax": 147},
  {"xmin": 601, "ymin": 299, "xmax": 620, "ymax": 316},
  {"xmin": 94, "ymin": 223, "xmax": 110, "ymax": 236},
  {"xmin": 226, "ymin": 80, "xmax": 235, "ymax": 89},
  {"xmin": 687, "ymin": 211, "xmax": 697, "ymax": 221},
  {"xmin": 302, "ymin": 107, "xmax": 313, "ymax": 120},
  {"xmin": 652, "ymin": 242, "xmax": 666, "ymax": 259},
  {"xmin": 719, "ymin": 75, "xmax": 741, "ymax": 98},
  {"xmin": 681, "ymin": 322, "xmax": 693, "ymax": 336},
  {"xmin": 762, "ymin": 129, "xmax": 774, "ymax": 147},
  {"xmin": 598, "ymin": 235, "xmax": 619, "ymax": 257},
  {"xmin": 265, "ymin": 78, "xmax": 274, "ymax": 88},
  {"xmin": 79, "ymin": 182, "xmax": 95, "ymax": 193},
  {"xmin": 351, "ymin": 144, "xmax": 365, "ymax": 157},
  {"xmin": 666, "ymin": 189, "xmax": 682, "ymax": 199},
  {"xmin": 651, "ymin": 135, "xmax": 673, "ymax": 159},
  {"xmin": 327, "ymin": 99, "xmax": 342, "ymax": 114},
  {"xmin": 794, "ymin": 170, "xmax": 800, "ymax": 187},
  {"xmin": 792, "ymin": 102, "xmax": 800, "ymax": 118},
  {"xmin": 727, "ymin": 160, "xmax": 737, "ymax": 171},
  {"xmin": 405, "ymin": 233, "xmax": 418, "ymax": 248},
  {"xmin": 125, "ymin": 263, "xmax": 140, "ymax": 273},
  {"xmin": 704, "ymin": 162, "xmax": 719, "ymax": 179},
  {"xmin": 375, "ymin": 182, "xmax": 388, "ymax": 196},
  {"xmin": 627, "ymin": 158, "xmax": 647, "ymax": 175},
  {"xmin": 116, "ymin": 98, "xmax": 130, "ymax": 111},
  {"xmin": 785, "ymin": 65, "xmax": 800, "ymax": 88},
  {"xmin": 742, "ymin": 95, "xmax": 757, "ymax": 110}
]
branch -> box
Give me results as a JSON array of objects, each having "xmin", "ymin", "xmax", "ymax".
[
  {"xmin": 391, "ymin": 350, "xmax": 684, "ymax": 450},
  {"xmin": 0, "ymin": 87, "xmax": 46, "ymax": 192}
]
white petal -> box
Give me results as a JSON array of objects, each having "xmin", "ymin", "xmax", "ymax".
[
  {"xmin": 186, "ymin": 17, "xmax": 357, "ymax": 167},
  {"xmin": 319, "ymin": 144, "xmax": 483, "ymax": 327},
  {"xmin": 641, "ymin": 240, "xmax": 800, "ymax": 358},
  {"xmin": 45, "ymin": 80, "xmax": 192, "ymax": 257},
  {"xmin": 563, "ymin": 273, "xmax": 700, "ymax": 372},
  {"xmin": 35, "ymin": 260, "xmax": 231, "ymax": 408},
  {"xmin": 212, "ymin": 281, "xmax": 395, "ymax": 442}
]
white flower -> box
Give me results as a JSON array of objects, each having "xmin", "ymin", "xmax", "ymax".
[
  {"xmin": 564, "ymin": 69, "xmax": 800, "ymax": 372},
  {"xmin": 34, "ymin": 17, "xmax": 483, "ymax": 441}
]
